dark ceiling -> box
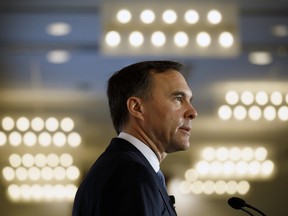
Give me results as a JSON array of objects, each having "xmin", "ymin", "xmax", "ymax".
[{"xmin": 0, "ymin": 0, "xmax": 288, "ymax": 216}]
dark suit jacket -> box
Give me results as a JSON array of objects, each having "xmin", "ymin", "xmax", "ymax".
[{"xmin": 72, "ymin": 138, "xmax": 177, "ymax": 216}]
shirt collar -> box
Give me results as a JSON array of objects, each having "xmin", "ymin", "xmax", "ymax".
[{"xmin": 118, "ymin": 132, "xmax": 160, "ymax": 173}]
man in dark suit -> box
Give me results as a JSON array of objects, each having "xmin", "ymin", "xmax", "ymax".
[{"xmin": 72, "ymin": 61, "xmax": 197, "ymax": 216}]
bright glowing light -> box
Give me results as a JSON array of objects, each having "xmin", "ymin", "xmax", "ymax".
[
  {"xmin": 47, "ymin": 50, "xmax": 70, "ymax": 64},
  {"xmin": 45, "ymin": 117, "xmax": 59, "ymax": 132},
  {"xmin": 237, "ymin": 181, "xmax": 250, "ymax": 194},
  {"xmin": 191, "ymin": 181, "xmax": 203, "ymax": 194},
  {"xmin": 3, "ymin": 166, "xmax": 15, "ymax": 181},
  {"xmin": 255, "ymin": 91, "xmax": 268, "ymax": 105},
  {"xmin": 66, "ymin": 166, "xmax": 80, "ymax": 180},
  {"xmin": 196, "ymin": 161, "xmax": 210, "ymax": 175},
  {"xmin": 248, "ymin": 161, "xmax": 261, "ymax": 175},
  {"xmin": 278, "ymin": 106, "xmax": 288, "ymax": 121},
  {"xmin": 218, "ymin": 105, "xmax": 232, "ymax": 120},
  {"xmin": 214, "ymin": 180, "xmax": 226, "ymax": 195},
  {"xmin": 248, "ymin": 106, "xmax": 262, "ymax": 121},
  {"xmin": 248, "ymin": 51, "xmax": 272, "ymax": 65},
  {"xmin": 53, "ymin": 132, "xmax": 66, "ymax": 147},
  {"xmin": 38, "ymin": 132, "xmax": 52, "ymax": 147},
  {"xmin": 9, "ymin": 154, "xmax": 21, "ymax": 167},
  {"xmin": 31, "ymin": 117, "xmax": 44, "ymax": 131},
  {"xmin": 225, "ymin": 91, "xmax": 239, "ymax": 105},
  {"xmin": 216, "ymin": 147, "xmax": 229, "ymax": 161},
  {"xmin": 60, "ymin": 153, "xmax": 73, "ymax": 167},
  {"xmin": 34, "ymin": 154, "xmax": 47, "ymax": 167},
  {"xmin": 140, "ymin": 9, "xmax": 155, "ymax": 24},
  {"xmin": 233, "ymin": 106, "xmax": 247, "ymax": 120},
  {"xmin": 207, "ymin": 10, "xmax": 222, "ymax": 24},
  {"xmin": 8, "ymin": 184, "xmax": 20, "ymax": 201},
  {"xmin": 28, "ymin": 167, "xmax": 41, "ymax": 181},
  {"xmin": 129, "ymin": 31, "xmax": 144, "ymax": 47},
  {"xmin": 46, "ymin": 22, "xmax": 71, "ymax": 36},
  {"xmin": 0, "ymin": 131, "xmax": 7, "ymax": 146},
  {"xmin": 226, "ymin": 181, "xmax": 237, "ymax": 195},
  {"xmin": 22, "ymin": 154, "xmax": 34, "ymax": 168},
  {"xmin": 229, "ymin": 147, "xmax": 242, "ymax": 161},
  {"xmin": 23, "ymin": 132, "xmax": 37, "ymax": 146},
  {"xmin": 15, "ymin": 167, "xmax": 28, "ymax": 181},
  {"xmin": 162, "ymin": 10, "xmax": 177, "ymax": 24},
  {"xmin": 236, "ymin": 161, "xmax": 248, "ymax": 175},
  {"xmin": 116, "ymin": 9, "xmax": 131, "ymax": 24},
  {"xmin": 255, "ymin": 147, "xmax": 268, "ymax": 161},
  {"xmin": 16, "ymin": 117, "xmax": 30, "ymax": 131},
  {"xmin": 219, "ymin": 32, "xmax": 234, "ymax": 48},
  {"xmin": 60, "ymin": 117, "xmax": 74, "ymax": 132},
  {"xmin": 261, "ymin": 160, "xmax": 274, "ymax": 175},
  {"xmin": 184, "ymin": 10, "xmax": 199, "ymax": 24},
  {"xmin": 47, "ymin": 154, "xmax": 59, "ymax": 167},
  {"xmin": 223, "ymin": 161, "xmax": 235, "ymax": 175},
  {"xmin": 9, "ymin": 132, "xmax": 22, "ymax": 146},
  {"xmin": 67, "ymin": 132, "xmax": 81, "ymax": 147},
  {"xmin": 203, "ymin": 180, "xmax": 214, "ymax": 194},
  {"xmin": 202, "ymin": 147, "xmax": 216, "ymax": 161},
  {"xmin": 241, "ymin": 91, "xmax": 254, "ymax": 105},
  {"xmin": 2, "ymin": 117, "xmax": 15, "ymax": 131},
  {"xmin": 210, "ymin": 161, "xmax": 222, "ymax": 175},
  {"xmin": 41, "ymin": 167, "xmax": 53, "ymax": 180},
  {"xmin": 185, "ymin": 169, "xmax": 198, "ymax": 182},
  {"xmin": 242, "ymin": 147, "xmax": 254, "ymax": 161},
  {"xmin": 105, "ymin": 31, "xmax": 121, "ymax": 47},
  {"xmin": 151, "ymin": 31, "xmax": 166, "ymax": 47},
  {"xmin": 174, "ymin": 31, "xmax": 188, "ymax": 47},
  {"xmin": 263, "ymin": 106, "xmax": 276, "ymax": 121},
  {"xmin": 54, "ymin": 166, "xmax": 66, "ymax": 180},
  {"xmin": 196, "ymin": 32, "xmax": 211, "ymax": 47},
  {"xmin": 270, "ymin": 91, "xmax": 283, "ymax": 105}
]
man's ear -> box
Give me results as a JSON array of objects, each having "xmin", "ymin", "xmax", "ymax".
[{"xmin": 127, "ymin": 97, "xmax": 144, "ymax": 120}]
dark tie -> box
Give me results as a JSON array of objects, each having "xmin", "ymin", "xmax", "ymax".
[{"xmin": 157, "ymin": 169, "xmax": 166, "ymax": 189}]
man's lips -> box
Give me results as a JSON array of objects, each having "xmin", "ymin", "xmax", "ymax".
[{"xmin": 179, "ymin": 126, "xmax": 191, "ymax": 135}]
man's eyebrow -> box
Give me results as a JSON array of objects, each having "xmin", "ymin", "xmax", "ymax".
[{"xmin": 171, "ymin": 90, "xmax": 193, "ymax": 101}]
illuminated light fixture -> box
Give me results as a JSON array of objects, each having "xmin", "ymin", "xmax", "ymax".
[
  {"xmin": 60, "ymin": 117, "xmax": 74, "ymax": 132},
  {"xmin": 270, "ymin": 91, "xmax": 283, "ymax": 106},
  {"xmin": 16, "ymin": 117, "xmax": 30, "ymax": 132},
  {"xmin": 105, "ymin": 31, "xmax": 121, "ymax": 47},
  {"xmin": 129, "ymin": 31, "xmax": 144, "ymax": 47},
  {"xmin": 219, "ymin": 32, "xmax": 234, "ymax": 48},
  {"xmin": 9, "ymin": 154, "xmax": 21, "ymax": 168},
  {"xmin": 45, "ymin": 117, "xmax": 59, "ymax": 132},
  {"xmin": 116, "ymin": 9, "xmax": 132, "ymax": 24},
  {"xmin": 140, "ymin": 9, "xmax": 155, "ymax": 24},
  {"xmin": 184, "ymin": 10, "xmax": 199, "ymax": 24},
  {"xmin": 53, "ymin": 132, "xmax": 66, "ymax": 147},
  {"xmin": 174, "ymin": 31, "xmax": 189, "ymax": 47},
  {"xmin": 278, "ymin": 106, "xmax": 288, "ymax": 121},
  {"xmin": 263, "ymin": 106, "xmax": 276, "ymax": 121},
  {"xmin": 248, "ymin": 51, "xmax": 273, "ymax": 65},
  {"xmin": 46, "ymin": 22, "xmax": 71, "ymax": 36},
  {"xmin": 241, "ymin": 91, "xmax": 254, "ymax": 105},
  {"xmin": 23, "ymin": 132, "xmax": 37, "ymax": 147},
  {"xmin": 102, "ymin": 2, "xmax": 239, "ymax": 57},
  {"xmin": 218, "ymin": 105, "xmax": 232, "ymax": 120},
  {"xmin": 196, "ymin": 32, "xmax": 211, "ymax": 47},
  {"xmin": 233, "ymin": 105, "xmax": 247, "ymax": 120},
  {"xmin": 35, "ymin": 154, "xmax": 47, "ymax": 168},
  {"xmin": 272, "ymin": 24, "xmax": 288, "ymax": 37},
  {"xmin": 255, "ymin": 91, "xmax": 268, "ymax": 105},
  {"xmin": 46, "ymin": 50, "xmax": 70, "ymax": 64},
  {"xmin": 207, "ymin": 9, "xmax": 222, "ymax": 24},
  {"xmin": 2, "ymin": 117, "xmax": 14, "ymax": 131},
  {"xmin": 0, "ymin": 131, "xmax": 7, "ymax": 146},
  {"xmin": 162, "ymin": 9, "xmax": 177, "ymax": 24},
  {"xmin": 225, "ymin": 91, "xmax": 239, "ymax": 105},
  {"xmin": 151, "ymin": 31, "xmax": 166, "ymax": 47},
  {"xmin": 9, "ymin": 132, "xmax": 22, "ymax": 146},
  {"xmin": 248, "ymin": 106, "xmax": 262, "ymax": 121},
  {"xmin": 38, "ymin": 132, "xmax": 52, "ymax": 147},
  {"xmin": 67, "ymin": 132, "xmax": 81, "ymax": 147},
  {"xmin": 31, "ymin": 117, "xmax": 44, "ymax": 132}
]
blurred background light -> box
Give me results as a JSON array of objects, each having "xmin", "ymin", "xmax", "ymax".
[
  {"xmin": 140, "ymin": 9, "xmax": 155, "ymax": 24},
  {"xmin": 162, "ymin": 9, "xmax": 177, "ymax": 24},
  {"xmin": 207, "ymin": 9, "xmax": 222, "ymax": 24},
  {"xmin": 46, "ymin": 22, "xmax": 71, "ymax": 36},
  {"xmin": 116, "ymin": 9, "xmax": 132, "ymax": 24},
  {"xmin": 184, "ymin": 10, "xmax": 199, "ymax": 24}
]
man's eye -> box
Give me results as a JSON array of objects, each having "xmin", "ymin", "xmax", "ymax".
[{"xmin": 176, "ymin": 96, "xmax": 183, "ymax": 101}]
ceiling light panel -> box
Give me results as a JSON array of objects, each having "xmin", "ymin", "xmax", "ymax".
[{"xmin": 101, "ymin": 1, "xmax": 240, "ymax": 57}]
